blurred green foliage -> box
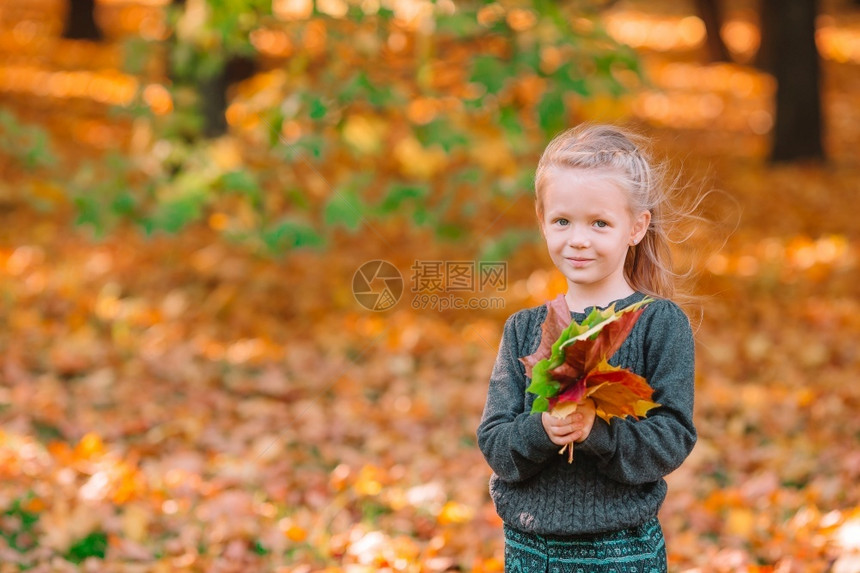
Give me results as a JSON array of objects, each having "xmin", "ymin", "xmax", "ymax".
[
  {"xmin": 16, "ymin": 0, "xmax": 642, "ymax": 259},
  {"xmin": 0, "ymin": 110, "xmax": 57, "ymax": 171},
  {"xmin": 0, "ymin": 493, "xmax": 40, "ymax": 554},
  {"xmin": 167, "ymin": 0, "xmax": 272, "ymax": 82},
  {"xmin": 65, "ymin": 531, "xmax": 108, "ymax": 563}
]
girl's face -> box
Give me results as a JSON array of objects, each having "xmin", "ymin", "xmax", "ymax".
[{"xmin": 539, "ymin": 167, "xmax": 651, "ymax": 303}]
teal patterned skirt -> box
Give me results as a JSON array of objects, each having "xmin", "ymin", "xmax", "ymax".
[{"xmin": 503, "ymin": 517, "xmax": 667, "ymax": 573}]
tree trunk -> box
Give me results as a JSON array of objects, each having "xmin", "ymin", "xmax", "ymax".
[
  {"xmin": 694, "ymin": 0, "xmax": 732, "ymax": 62},
  {"xmin": 167, "ymin": 0, "xmax": 256, "ymax": 139},
  {"xmin": 756, "ymin": 0, "xmax": 778, "ymax": 72},
  {"xmin": 768, "ymin": 0, "xmax": 824, "ymax": 162},
  {"xmin": 62, "ymin": 0, "xmax": 103, "ymax": 41},
  {"xmin": 198, "ymin": 57, "xmax": 256, "ymax": 138}
]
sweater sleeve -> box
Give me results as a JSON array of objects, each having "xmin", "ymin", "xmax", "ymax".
[
  {"xmin": 477, "ymin": 311, "xmax": 559, "ymax": 483},
  {"xmin": 577, "ymin": 300, "xmax": 697, "ymax": 485}
]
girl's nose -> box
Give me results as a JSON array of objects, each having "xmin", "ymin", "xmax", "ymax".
[{"xmin": 567, "ymin": 227, "xmax": 590, "ymax": 248}]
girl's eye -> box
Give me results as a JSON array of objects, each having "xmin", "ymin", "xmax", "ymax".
[
  {"xmin": 593, "ymin": 220, "xmax": 608, "ymax": 228},
  {"xmin": 555, "ymin": 218, "xmax": 569, "ymax": 226}
]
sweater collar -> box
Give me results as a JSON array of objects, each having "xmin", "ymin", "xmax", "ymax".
[{"xmin": 569, "ymin": 291, "xmax": 647, "ymax": 321}]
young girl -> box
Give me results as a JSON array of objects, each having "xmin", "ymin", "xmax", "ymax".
[{"xmin": 477, "ymin": 124, "xmax": 697, "ymax": 572}]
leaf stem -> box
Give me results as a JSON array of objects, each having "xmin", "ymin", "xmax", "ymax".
[{"xmin": 558, "ymin": 442, "xmax": 574, "ymax": 463}]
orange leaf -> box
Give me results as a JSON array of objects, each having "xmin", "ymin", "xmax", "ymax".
[
  {"xmin": 583, "ymin": 360, "xmax": 660, "ymax": 422},
  {"xmin": 284, "ymin": 524, "xmax": 308, "ymax": 543},
  {"xmin": 74, "ymin": 432, "xmax": 105, "ymax": 460},
  {"xmin": 438, "ymin": 501, "xmax": 475, "ymax": 525}
]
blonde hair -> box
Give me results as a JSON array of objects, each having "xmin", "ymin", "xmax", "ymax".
[{"xmin": 534, "ymin": 123, "xmax": 683, "ymax": 300}]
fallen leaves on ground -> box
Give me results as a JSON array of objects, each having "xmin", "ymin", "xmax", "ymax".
[
  {"xmin": 1, "ymin": 1, "xmax": 860, "ymax": 570},
  {"xmin": 1, "ymin": 158, "xmax": 860, "ymax": 571}
]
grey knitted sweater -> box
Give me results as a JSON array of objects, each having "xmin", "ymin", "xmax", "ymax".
[{"xmin": 477, "ymin": 291, "xmax": 696, "ymax": 536}]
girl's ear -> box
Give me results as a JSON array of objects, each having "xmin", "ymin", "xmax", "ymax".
[{"xmin": 630, "ymin": 210, "xmax": 651, "ymax": 245}]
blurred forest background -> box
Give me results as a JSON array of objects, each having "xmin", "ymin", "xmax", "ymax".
[{"xmin": 0, "ymin": 0, "xmax": 859, "ymax": 571}]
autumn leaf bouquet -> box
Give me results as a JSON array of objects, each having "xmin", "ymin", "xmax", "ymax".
[{"xmin": 520, "ymin": 295, "xmax": 661, "ymax": 462}]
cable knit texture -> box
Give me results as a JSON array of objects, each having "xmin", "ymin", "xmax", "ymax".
[{"xmin": 477, "ymin": 291, "xmax": 697, "ymax": 536}]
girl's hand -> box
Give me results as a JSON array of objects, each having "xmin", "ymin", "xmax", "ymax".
[{"xmin": 541, "ymin": 399, "xmax": 597, "ymax": 446}]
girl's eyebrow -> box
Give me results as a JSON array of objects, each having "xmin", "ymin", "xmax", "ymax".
[{"xmin": 546, "ymin": 206, "xmax": 616, "ymax": 217}]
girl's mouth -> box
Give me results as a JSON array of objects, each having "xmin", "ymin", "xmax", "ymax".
[{"xmin": 566, "ymin": 257, "xmax": 593, "ymax": 268}]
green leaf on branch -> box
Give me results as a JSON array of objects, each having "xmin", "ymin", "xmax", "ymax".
[
  {"xmin": 147, "ymin": 196, "xmax": 206, "ymax": 234},
  {"xmin": 324, "ymin": 189, "xmax": 364, "ymax": 231},
  {"xmin": 436, "ymin": 12, "xmax": 480, "ymax": 35},
  {"xmin": 74, "ymin": 196, "xmax": 106, "ymax": 238},
  {"xmin": 499, "ymin": 106, "xmax": 524, "ymax": 138},
  {"xmin": 415, "ymin": 119, "xmax": 470, "ymax": 152},
  {"xmin": 220, "ymin": 170, "xmax": 262, "ymax": 207},
  {"xmin": 537, "ymin": 89, "xmax": 566, "ymax": 136},
  {"xmin": 434, "ymin": 222, "xmax": 466, "ymax": 241},
  {"xmin": 554, "ymin": 64, "xmax": 590, "ymax": 97},
  {"xmin": 260, "ymin": 217, "xmax": 325, "ymax": 253},
  {"xmin": 339, "ymin": 71, "xmax": 402, "ymax": 107},
  {"xmin": 470, "ymin": 55, "xmax": 509, "ymax": 95},
  {"xmin": 308, "ymin": 98, "xmax": 328, "ymax": 121},
  {"xmin": 111, "ymin": 192, "xmax": 138, "ymax": 217},
  {"xmin": 479, "ymin": 229, "xmax": 538, "ymax": 265},
  {"xmin": 375, "ymin": 183, "xmax": 429, "ymax": 215}
]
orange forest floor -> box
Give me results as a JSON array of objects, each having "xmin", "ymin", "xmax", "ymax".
[{"xmin": 2, "ymin": 3, "xmax": 860, "ymax": 573}]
